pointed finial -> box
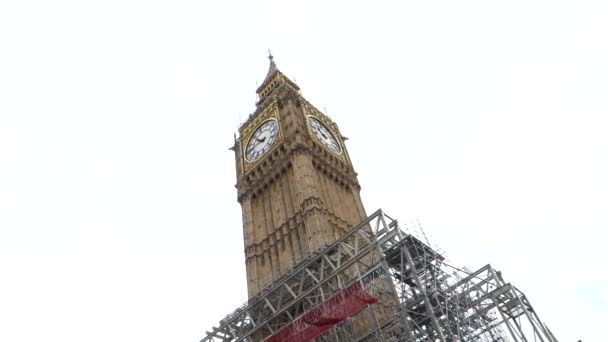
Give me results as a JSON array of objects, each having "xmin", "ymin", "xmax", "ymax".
[{"xmin": 264, "ymin": 49, "xmax": 278, "ymax": 79}]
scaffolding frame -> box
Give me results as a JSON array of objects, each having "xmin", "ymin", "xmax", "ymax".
[{"xmin": 201, "ymin": 209, "xmax": 557, "ymax": 342}]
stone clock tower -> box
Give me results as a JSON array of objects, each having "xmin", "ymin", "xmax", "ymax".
[{"xmin": 233, "ymin": 56, "xmax": 368, "ymax": 298}]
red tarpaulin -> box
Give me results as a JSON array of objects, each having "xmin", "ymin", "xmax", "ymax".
[{"xmin": 264, "ymin": 282, "xmax": 377, "ymax": 342}]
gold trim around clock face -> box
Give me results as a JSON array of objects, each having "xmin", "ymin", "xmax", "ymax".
[
  {"xmin": 244, "ymin": 119, "xmax": 280, "ymax": 163},
  {"xmin": 239, "ymin": 99, "xmax": 279, "ymax": 138},
  {"xmin": 306, "ymin": 115, "xmax": 343, "ymax": 155},
  {"xmin": 240, "ymin": 102, "xmax": 282, "ymax": 172}
]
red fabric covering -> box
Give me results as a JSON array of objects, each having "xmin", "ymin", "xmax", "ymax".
[{"xmin": 264, "ymin": 282, "xmax": 377, "ymax": 342}]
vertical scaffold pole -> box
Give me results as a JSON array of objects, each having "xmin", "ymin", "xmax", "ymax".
[{"xmin": 400, "ymin": 239, "xmax": 447, "ymax": 342}]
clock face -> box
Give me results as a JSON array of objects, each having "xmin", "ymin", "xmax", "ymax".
[
  {"xmin": 308, "ymin": 116, "xmax": 341, "ymax": 154},
  {"xmin": 245, "ymin": 120, "xmax": 279, "ymax": 162}
]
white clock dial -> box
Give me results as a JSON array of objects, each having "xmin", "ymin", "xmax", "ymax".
[
  {"xmin": 308, "ymin": 116, "xmax": 341, "ymax": 154},
  {"xmin": 245, "ymin": 120, "xmax": 278, "ymax": 162}
]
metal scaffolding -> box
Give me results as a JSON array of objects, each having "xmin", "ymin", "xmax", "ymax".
[{"xmin": 201, "ymin": 210, "xmax": 557, "ymax": 342}]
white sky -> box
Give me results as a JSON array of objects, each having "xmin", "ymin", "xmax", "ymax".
[{"xmin": 0, "ymin": 1, "xmax": 606, "ymax": 341}]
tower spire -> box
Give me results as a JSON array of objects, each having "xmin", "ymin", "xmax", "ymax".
[
  {"xmin": 256, "ymin": 52, "xmax": 299, "ymax": 104},
  {"xmin": 265, "ymin": 49, "xmax": 278, "ymax": 79}
]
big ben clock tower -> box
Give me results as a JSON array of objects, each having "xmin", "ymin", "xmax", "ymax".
[
  {"xmin": 233, "ymin": 55, "xmax": 368, "ymax": 298},
  {"xmin": 202, "ymin": 54, "xmax": 558, "ymax": 342}
]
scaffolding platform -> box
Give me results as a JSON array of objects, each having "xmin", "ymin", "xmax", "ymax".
[{"xmin": 201, "ymin": 210, "xmax": 557, "ymax": 342}]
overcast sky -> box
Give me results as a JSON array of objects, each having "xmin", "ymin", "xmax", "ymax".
[{"xmin": 1, "ymin": 1, "xmax": 607, "ymax": 341}]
